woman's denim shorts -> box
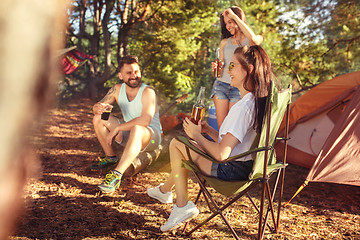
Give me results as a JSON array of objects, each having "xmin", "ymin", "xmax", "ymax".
[
  {"xmin": 211, "ymin": 160, "xmax": 254, "ymax": 181},
  {"xmin": 210, "ymin": 79, "xmax": 241, "ymax": 103}
]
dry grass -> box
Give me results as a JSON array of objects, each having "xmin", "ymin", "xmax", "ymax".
[{"xmin": 10, "ymin": 99, "xmax": 360, "ymax": 240}]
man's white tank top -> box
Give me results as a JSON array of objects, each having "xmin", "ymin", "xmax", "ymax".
[{"xmin": 118, "ymin": 83, "xmax": 162, "ymax": 135}]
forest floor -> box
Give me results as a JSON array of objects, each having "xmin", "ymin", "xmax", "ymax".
[{"xmin": 10, "ymin": 98, "xmax": 360, "ymax": 240}]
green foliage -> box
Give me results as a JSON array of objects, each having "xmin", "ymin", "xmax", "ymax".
[
  {"xmin": 63, "ymin": 0, "xmax": 360, "ymax": 104},
  {"xmin": 130, "ymin": 0, "xmax": 288, "ymax": 110},
  {"xmin": 129, "ymin": 0, "xmax": 219, "ymax": 111},
  {"xmin": 275, "ymin": 0, "xmax": 360, "ymax": 92}
]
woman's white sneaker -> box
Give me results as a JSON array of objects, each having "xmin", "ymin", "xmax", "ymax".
[
  {"xmin": 160, "ymin": 201, "xmax": 199, "ymax": 232},
  {"xmin": 147, "ymin": 183, "xmax": 173, "ymax": 204}
]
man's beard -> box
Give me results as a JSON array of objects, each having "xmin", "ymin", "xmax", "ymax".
[{"xmin": 125, "ymin": 76, "xmax": 142, "ymax": 88}]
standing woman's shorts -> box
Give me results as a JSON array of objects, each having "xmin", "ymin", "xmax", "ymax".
[{"xmin": 210, "ymin": 80, "xmax": 241, "ymax": 103}]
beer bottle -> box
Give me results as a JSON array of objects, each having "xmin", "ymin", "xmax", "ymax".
[
  {"xmin": 213, "ymin": 48, "xmax": 222, "ymax": 78},
  {"xmin": 191, "ymin": 87, "xmax": 205, "ymax": 125}
]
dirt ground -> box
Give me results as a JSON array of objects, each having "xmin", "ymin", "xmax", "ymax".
[{"xmin": 9, "ymin": 98, "xmax": 360, "ymax": 240}]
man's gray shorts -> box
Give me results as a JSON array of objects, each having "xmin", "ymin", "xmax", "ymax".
[{"xmin": 115, "ymin": 120, "xmax": 161, "ymax": 152}]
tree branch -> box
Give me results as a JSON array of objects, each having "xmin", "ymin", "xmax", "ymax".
[
  {"xmin": 321, "ymin": 35, "xmax": 360, "ymax": 58},
  {"xmin": 280, "ymin": 63, "xmax": 305, "ymax": 89}
]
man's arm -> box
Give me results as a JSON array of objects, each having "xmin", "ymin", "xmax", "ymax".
[
  {"xmin": 92, "ymin": 85, "xmax": 119, "ymax": 115},
  {"xmin": 99, "ymin": 85, "xmax": 117, "ymax": 104},
  {"xmin": 139, "ymin": 86, "xmax": 157, "ymax": 125}
]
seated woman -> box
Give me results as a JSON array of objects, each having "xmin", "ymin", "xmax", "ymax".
[{"xmin": 147, "ymin": 45, "xmax": 274, "ymax": 232}]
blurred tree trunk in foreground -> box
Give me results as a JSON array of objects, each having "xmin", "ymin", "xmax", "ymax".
[{"xmin": 0, "ymin": 0, "xmax": 70, "ymax": 238}]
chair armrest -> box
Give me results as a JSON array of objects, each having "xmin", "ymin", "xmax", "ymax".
[
  {"xmin": 176, "ymin": 136, "xmax": 272, "ymax": 163},
  {"xmin": 176, "ymin": 136, "xmax": 216, "ymax": 162},
  {"xmin": 226, "ymin": 146, "xmax": 272, "ymax": 162}
]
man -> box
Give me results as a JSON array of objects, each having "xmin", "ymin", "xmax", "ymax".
[{"xmin": 92, "ymin": 55, "xmax": 162, "ymax": 193}]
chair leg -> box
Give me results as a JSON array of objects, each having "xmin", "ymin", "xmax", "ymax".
[
  {"xmin": 260, "ymin": 183, "xmax": 277, "ymax": 239},
  {"xmin": 186, "ymin": 196, "xmax": 241, "ymax": 240},
  {"xmin": 266, "ymin": 182, "xmax": 277, "ymax": 230},
  {"xmin": 258, "ymin": 180, "xmax": 267, "ymax": 240},
  {"xmin": 184, "ymin": 173, "xmax": 238, "ymax": 238},
  {"xmin": 201, "ymin": 187, "xmax": 213, "ymax": 211},
  {"xmin": 185, "ymin": 174, "xmax": 262, "ymax": 239},
  {"xmin": 269, "ymin": 166, "xmax": 286, "ymax": 233},
  {"xmin": 186, "ymin": 173, "xmax": 240, "ymax": 238},
  {"xmin": 246, "ymin": 193, "xmax": 275, "ymax": 233},
  {"xmin": 259, "ymin": 179, "xmax": 282, "ymax": 239},
  {"xmin": 276, "ymin": 167, "xmax": 286, "ymax": 232}
]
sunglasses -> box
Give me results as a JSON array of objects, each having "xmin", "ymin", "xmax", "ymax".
[{"xmin": 228, "ymin": 62, "xmax": 241, "ymax": 71}]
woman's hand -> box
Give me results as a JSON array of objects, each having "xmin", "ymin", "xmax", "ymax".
[
  {"xmin": 252, "ymin": 35, "xmax": 263, "ymax": 45},
  {"xmin": 212, "ymin": 60, "xmax": 224, "ymax": 72},
  {"xmin": 211, "ymin": 61, "xmax": 217, "ymax": 72},
  {"xmin": 200, "ymin": 121, "xmax": 210, "ymax": 134},
  {"xmin": 183, "ymin": 117, "xmax": 202, "ymax": 140},
  {"xmin": 223, "ymin": 8, "xmax": 235, "ymax": 19}
]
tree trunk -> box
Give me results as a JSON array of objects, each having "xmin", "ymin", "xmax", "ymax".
[{"xmin": 0, "ymin": 0, "xmax": 70, "ymax": 239}]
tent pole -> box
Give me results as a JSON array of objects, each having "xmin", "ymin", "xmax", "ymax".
[{"xmin": 284, "ymin": 180, "xmax": 309, "ymax": 207}]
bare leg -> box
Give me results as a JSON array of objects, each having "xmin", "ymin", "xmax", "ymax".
[
  {"xmin": 114, "ymin": 125, "xmax": 152, "ymax": 174},
  {"xmin": 213, "ymin": 96, "xmax": 230, "ymax": 128},
  {"xmin": 165, "ymin": 138, "xmax": 213, "ymax": 208},
  {"xmin": 93, "ymin": 115, "xmax": 122, "ymax": 156},
  {"xmin": 160, "ymin": 171, "xmax": 176, "ymax": 193}
]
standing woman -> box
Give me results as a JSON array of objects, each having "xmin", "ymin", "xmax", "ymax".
[
  {"xmin": 211, "ymin": 6, "xmax": 263, "ymax": 128},
  {"xmin": 147, "ymin": 45, "xmax": 272, "ymax": 232}
]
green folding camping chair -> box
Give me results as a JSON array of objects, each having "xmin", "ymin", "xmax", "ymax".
[{"xmin": 176, "ymin": 81, "xmax": 291, "ymax": 239}]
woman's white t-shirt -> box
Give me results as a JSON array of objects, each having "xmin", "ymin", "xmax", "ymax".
[{"xmin": 218, "ymin": 92, "xmax": 257, "ymax": 161}]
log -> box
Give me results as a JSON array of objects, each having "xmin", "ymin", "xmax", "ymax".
[{"xmin": 122, "ymin": 145, "xmax": 163, "ymax": 177}]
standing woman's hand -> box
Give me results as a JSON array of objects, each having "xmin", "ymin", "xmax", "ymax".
[
  {"xmin": 211, "ymin": 61, "xmax": 217, "ymax": 72},
  {"xmin": 251, "ymin": 35, "xmax": 263, "ymax": 46},
  {"xmin": 223, "ymin": 8, "xmax": 235, "ymax": 19},
  {"xmin": 222, "ymin": 7, "xmax": 263, "ymax": 46}
]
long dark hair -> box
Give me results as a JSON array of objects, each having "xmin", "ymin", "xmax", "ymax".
[
  {"xmin": 233, "ymin": 45, "xmax": 273, "ymax": 133},
  {"xmin": 220, "ymin": 6, "xmax": 246, "ymax": 39}
]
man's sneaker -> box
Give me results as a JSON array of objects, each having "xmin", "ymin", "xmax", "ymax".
[
  {"xmin": 98, "ymin": 170, "xmax": 122, "ymax": 193},
  {"xmin": 147, "ymin": 183, "xmax": 173, "ymax": 204},
  {"xmin": 160, "ymin": 201, "xmax": 199, "ymax": 232},
  {"xmin": 90, "ymin": 156, "xmax": 119, "ymax": 170}
]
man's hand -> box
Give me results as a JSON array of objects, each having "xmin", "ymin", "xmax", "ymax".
[
  {"xmin": 107, "ymin": 128, "xmax": 120, "ymax": 146},
  {"xmin": 93, "ymin": 102, "xmax": 112, "ymax": 115}
]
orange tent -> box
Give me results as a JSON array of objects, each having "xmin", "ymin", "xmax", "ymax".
[{"xmin": 275, "ymin": 71, "xmax": 360, "ymax": 203}]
